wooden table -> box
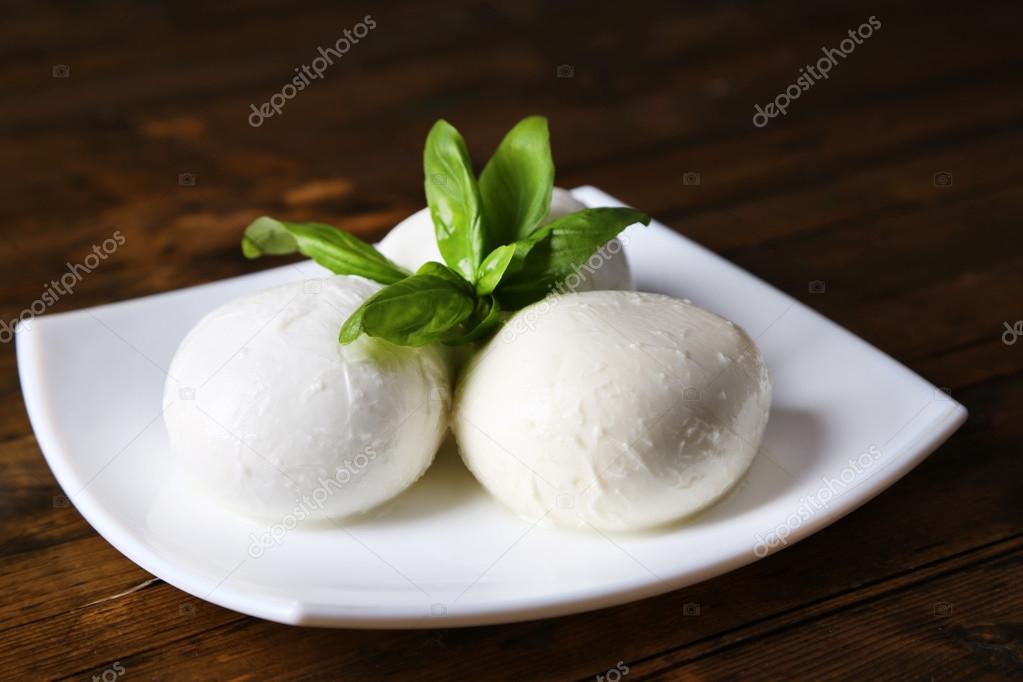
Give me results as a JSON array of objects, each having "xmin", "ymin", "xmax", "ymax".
[{"xmin": 2, "ymin": 1, "xmax": 1020, "ymax": 679}]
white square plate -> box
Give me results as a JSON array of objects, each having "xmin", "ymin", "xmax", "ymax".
[{"xmin": 16, "ymin": 187, "xmax": 966, "ymax": 628}]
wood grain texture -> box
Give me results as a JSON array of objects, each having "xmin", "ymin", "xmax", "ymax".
[{"xmin": 1, "ymin": 0, "xmax": 1020, "ymax": 680}]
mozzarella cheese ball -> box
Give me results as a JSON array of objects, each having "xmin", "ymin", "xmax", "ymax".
[
  {"xmin": 376, "ymin": 188, "xmax": 633, "ymax": 292},
  {"xmin": 452, "ymin": 291, "xmax": 771, "ymax": 531},
  {"xmin": 162, "ymin": 276, "xmax": 450, "ymax": 521}
]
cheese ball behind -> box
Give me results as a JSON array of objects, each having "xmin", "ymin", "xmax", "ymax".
[
  {"xmin": 162, "ymin": 276, "xmax": 450, "ymax": 521},
  {"xmin": 452, "ymin": 291, "xmax": 771, "ymax": 531},
  {"xmin": 376, "ymin": 188, "xmax": 633, "ymax": 292}
]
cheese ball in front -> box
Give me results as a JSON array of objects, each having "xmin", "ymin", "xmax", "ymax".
[
  {"xmin": 162, "ymin": 275, "xmax": 450, "ymax": 521},
  {"xmin": 452, "ymin": 290, "xmax": 771, "ymax": 531}
]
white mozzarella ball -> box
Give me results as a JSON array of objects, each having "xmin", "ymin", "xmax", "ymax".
[
  {"xmin": 452, "ymin": 290, "xmax": 771, "ymax": 531},
  {"xmin": 162, "ymin": 276, "xmax": 450, "ymax": 521}
]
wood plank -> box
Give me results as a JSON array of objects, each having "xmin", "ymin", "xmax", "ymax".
[{"xmin": 638, "ymin": 540, "xmax": 1023, "ymax": 681}]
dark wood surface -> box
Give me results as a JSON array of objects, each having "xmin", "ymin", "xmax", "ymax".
[{"xmin": 2, "ymin": 1, "xmax": 1021, "ymax": 679}]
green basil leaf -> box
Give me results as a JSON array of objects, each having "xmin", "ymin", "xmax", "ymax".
[
  {"xmin": 423, "ymin": 120, "xmax": 484, "ymax": 281},
  {"xmin": 242, "ymin": 217, "xmax": 408, "ymax": 284},
  {"xmin": 338, "ymin": 304, "xmax": 366, "ymax": 345},
  {"xmin": 479, "ymin": 115, "xmax": 554, "ymax": 247},
  {"xmin": 442, "ymin": 295, "xmax": 503, "ymax": 345},
  {"xmin": 338, "ymin": 274, "xmax": 475, "ymax": 346},
  {"xmin": 416, "ymin": 261, "xmax": 473, "ymax": 294},
  {"xmin": 500, "ymin": 225, "xmax": 559, "ymax": 279},
  {"xmin": 242, "ymin": 217, "xmax": 300, "ymax": 257},
  {"xmin": 497, "ymin": 207, "xmax": 650, "ymax": 309},
  {"xmin": 474, "ymin": 244, "xmax": 518, "ymax": 296}
]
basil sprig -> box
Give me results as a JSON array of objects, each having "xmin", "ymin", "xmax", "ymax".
[
  {"xmin": 240, "ymin": 116, "xmax": 650, "ymax": 347},
  {"xmin": 242, "ymin": 217, "xmax": 408, "ymax": 284}
]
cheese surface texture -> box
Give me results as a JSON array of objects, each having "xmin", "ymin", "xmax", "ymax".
[
  {"xmin": 162, "ymin": 276, "xmax": 450, "ymax": 520},
  {"xmin": 452, "ymin": 290, "xmax": 771, "ymax": 531}
]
